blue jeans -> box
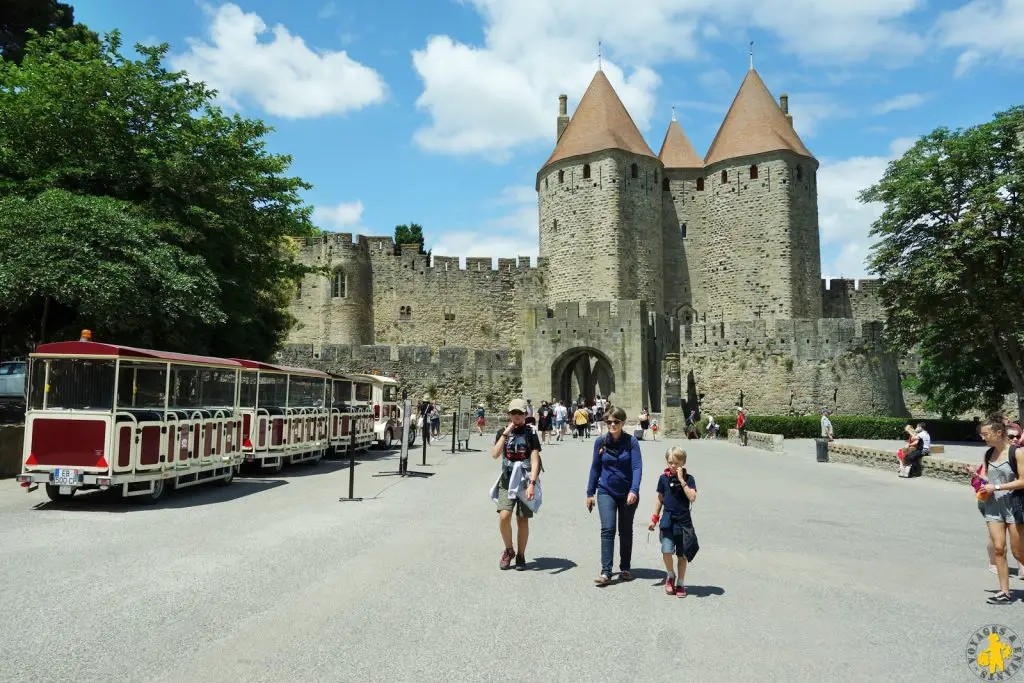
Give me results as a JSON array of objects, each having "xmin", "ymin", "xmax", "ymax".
[{"xmin": 597, "ymin": 491, "xmax": 638, "ymax": 576}]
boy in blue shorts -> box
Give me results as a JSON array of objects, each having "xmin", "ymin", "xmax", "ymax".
[{"xmin": 648, "ymin": 447, "xmax": 699, "ymax": 597}]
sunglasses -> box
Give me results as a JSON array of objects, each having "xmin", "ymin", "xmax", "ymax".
[{"xmin": 605, "ymin": 419, "xmax": 622, "ymax": 426}]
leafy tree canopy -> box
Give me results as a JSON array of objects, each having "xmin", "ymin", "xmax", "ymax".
[
  {"xmin": 863, "ymin": 106, "xmax": 1024, "ymax": 419},
  {"xmin": 0, "ymin": 31, "xmax": 315, "ymax": 360},
  {"xmin": 394, "ymin": 223, "xmax": 427, "ymax": 255},
  {"xmin": 0, "ymin": 0, "xmax": 97, "ymax": 64}
]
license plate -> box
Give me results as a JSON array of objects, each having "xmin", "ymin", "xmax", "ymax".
[{"xmin": 53, "ymin": 469, "xmax": 80, "ymax": 486}]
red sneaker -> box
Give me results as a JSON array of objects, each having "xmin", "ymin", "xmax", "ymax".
[
  {"xmin": 664, "ymin": 576, "xmax": 675, "ymax": 595},
  {"xmin": 499, "ymin": 548, "xmax": 515, "ymax": 570},
  {"xmin": 675, "ymin": 584, "xmax": 688, "ymax": 598}
]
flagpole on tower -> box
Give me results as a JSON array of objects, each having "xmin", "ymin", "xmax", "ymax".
[
  {"xmin": 749, "ymin": 40, "xmax": 754, "ymax": 70},
  {"xmin": 598, "ymin": 40, "xmax": 602, "ymax": 71}
]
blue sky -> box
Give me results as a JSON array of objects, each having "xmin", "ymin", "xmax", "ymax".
[{"xmin": 74, "ymin": 0, "xmax": 1023, "ymax": 278}]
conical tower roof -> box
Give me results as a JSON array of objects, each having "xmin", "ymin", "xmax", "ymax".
[
  {"xmin": 704, "ymin": 69, "xmax": 814, "ymax": 167},
  {"xmin": 540, "ymin": 70, "xmax": 656, "ymax": 171},
  {"xmin": 658, "ymin": 118, "xmax": 703, "ymax": 169}
]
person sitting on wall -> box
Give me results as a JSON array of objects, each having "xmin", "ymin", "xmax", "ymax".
[
  {"xmin": 898, "ymin": 425, "xmax": 923, "ymax": 478},
  {"xmin": 821, "ymin": 409, "xmax": 834, "ymax": 442}
]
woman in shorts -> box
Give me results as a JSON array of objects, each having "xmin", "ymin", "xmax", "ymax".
[{"xmin": 978, "ymin": 418, "xmax": 1024, "ymax": 604}]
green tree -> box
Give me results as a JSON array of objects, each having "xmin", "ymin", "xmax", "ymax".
[
  {"xmin": 0, "ymin": 0, "xmax": 97, "ymax": 64},
  {"xmin": 394, "ymin": 223, "xmax": 426, "ymax": 254},
  {"xmin": 863, "ymin": 106, "xmax": 1024, "ymax": 419},
  {"xmin": 0, "ymin": 31, "xmax": 315, "ymax": 359},
  {"xmin": 0, "ymin": 190, "xmax": 223, "ymax": 349}
]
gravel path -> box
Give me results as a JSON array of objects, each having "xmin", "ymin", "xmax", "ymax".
[{"xmin": 0, "ymin": 434, "xmax": 1014, "ymax": 682}]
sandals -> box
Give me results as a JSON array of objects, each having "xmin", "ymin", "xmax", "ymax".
[
  {"xmin": 594, "ymin": 574, "xmax": 610, "ymax": 586},
  {"xmin": 987, "ymin": 592, "xmax": 1013, "ymax": 605},
  {"xmin": 619, "ymin": 571, "xmax": 634, "ymax": 582}
]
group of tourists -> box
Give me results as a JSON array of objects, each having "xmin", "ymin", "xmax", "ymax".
[{"xmin": 489, "ymin": 398, "xmax": 699, "ymax": 596}]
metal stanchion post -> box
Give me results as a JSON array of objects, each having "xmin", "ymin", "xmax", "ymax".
[
  {"xmin": 339, "ymin": 417, "xmax": 363, "ymax": 502},
  {"xmin": 451, "ymin": 412, "xmax": 457, "ymax": 452},
  {"xmin": 421, "ymin": 419, "xmax": 428, "ymax": 467}
]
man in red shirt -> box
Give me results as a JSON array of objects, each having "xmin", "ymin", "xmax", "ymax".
[{"xmin": 736, "ymin": 407, "xmax": 748, "ymax": 446}]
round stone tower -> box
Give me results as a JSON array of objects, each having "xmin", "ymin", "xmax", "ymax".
[
  {"xmin": 537, "ymin": 70, "xmax": 663, "ymax": 311},
  {"xmin": 697, "ymin": 68, "xmax": 822, "ymax": 321},
  {"xmin": 296, "ymin": 234, "xmax": 374, "ymax": 346},
  {"xmin": 658, "ymin": 115, "xmax": 705, "ymax": 321}
]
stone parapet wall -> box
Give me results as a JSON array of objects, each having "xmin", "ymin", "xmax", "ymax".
[
  {"xmin": 727, "ymin": 428, "xmax": 785, "ymax": 453},
  {"xmin": 0, "ymin": 425, "xmax": 24, "ymax": 478},
  {"xmin": 826, "ymin": 442, "xmax": 972, "ymax": 485},
  {"xmin": 822, "ymin": 278, "xmax": 883, "ymax": 321},
  {"xmin": 277, "ymin": 343, "xmax": 523, "ymax": 425},
  {"xmin": 678, "ymin": 317, "xmax": 907, "ymax": 417}
]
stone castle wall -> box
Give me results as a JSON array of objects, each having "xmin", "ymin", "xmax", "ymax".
[
  {"xmin": 822, "ymin": 278, "xmax": 884, "ymax": 320},
  {"xmin": 661, "ymin": 168, "xmax": 703, "ymax": 320},
  {"xmin": 276, "ymin": 343, "xmax": 523, "ymax": 423},
  {"xmin": 697, "ymin": 152, "xmax": 823, "ymax": 321},
  {"xmin": 290, "ymin": 235, "xmax": 544, "ymax": 350},
  {"xmin": 291, "ymin": 233, "xmax": 374, "ymax": 346},
  {"xmin": 538, "ymin": 150, "xmax": 663, "ymax": 310},
  {"xmin": 678, "ymin": 318, "xmax": 907, "ymax": 417}
]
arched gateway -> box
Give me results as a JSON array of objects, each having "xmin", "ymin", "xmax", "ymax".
[{"xmin": 551, "ymin": 347, "xmax": 615, "ymax": 405}]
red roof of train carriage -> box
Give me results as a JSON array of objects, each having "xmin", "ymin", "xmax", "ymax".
[
  {"xmin": 231, "ymin": 358, "xmax": 331, "ymax": 378},
  {"xmin": 32, "ymin": 342, "xmax": 243, "ymax": 367}
]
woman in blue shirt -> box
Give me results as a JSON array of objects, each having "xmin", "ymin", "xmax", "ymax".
[{"xmin": 586, "ymin": 406, "xmax": 643, "ymax": 585}]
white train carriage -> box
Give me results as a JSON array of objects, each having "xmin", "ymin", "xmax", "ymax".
[
  {"xmin": 345, "ymin": 373, "xmax": 410, "ymax": 447},
  {"xmin": 235, "ymin": 360, "xmax": 329, "ymax": 471},
  {"xmin": 326, "ymin": 373, "xmax": 374, "ymax": 454},
  {"xmin": 17, "ymin": 342, "xmax": 242, "ymax": 503}
]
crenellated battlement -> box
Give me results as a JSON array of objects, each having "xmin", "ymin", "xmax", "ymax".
[
  {"xmin": 295, "ymin": 233, "xmax": 545, "ymax": 274},
  {"xmin": 821, "ymin": 277, "xmax": 884, "ymax": 320}
]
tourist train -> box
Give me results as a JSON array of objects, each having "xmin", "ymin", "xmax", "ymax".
[{"xmin": 15, "ymin": 339, "xmax": 406, "ymax": 503}]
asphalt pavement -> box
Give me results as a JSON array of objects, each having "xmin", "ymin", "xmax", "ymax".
[{"xmin": 0, "ymin": 432, "xmax": 1016, "ymax": 682}]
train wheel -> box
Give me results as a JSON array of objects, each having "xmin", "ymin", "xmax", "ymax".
[
  {"xmin": 44, "ymin": 484, "xmax": 75, "ymax": 503},
  {"xmin": 218, "ymin": 464, "xmax": 236, "ymax": 485},
  {"xmin": 137, "ymin": 478, "xmax": 166, "ymax": 505}
]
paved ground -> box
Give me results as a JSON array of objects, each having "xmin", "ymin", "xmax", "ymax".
[{"xmin": 0, "ymin": 433, "xmax": 1017, "ymax": 682}]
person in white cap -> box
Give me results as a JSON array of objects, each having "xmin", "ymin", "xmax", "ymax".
[{"xmin": 490, "ymin": 398, "xmax": 542, "ymax": 570}]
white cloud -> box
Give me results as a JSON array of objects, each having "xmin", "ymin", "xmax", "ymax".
[
  {"xmin": 429, "ymin": 187, "xmax": 538, "ymax": 261},
  {"xmin": 698, "ymin": 68, "xmax": 732, "ymax": 90},
  {"xmin": 936, "ymin": 0, "xmax": 1024, "ymax": 76},
  {"xmin": 873, "ymin": 92, "xmax": 930, "ymax": 114},
  {"xmin": 171, "ymin": 3, "xmax": 386, "ymax": 119},
  {"xmin": 411, "ymin": 0, "xmax": 924, "ymax": 159},
  {"xmin": 817, "ymin": 145, "xmax": 912, "ymax": 278},
  {"xmin": 786, "ymin": 93, "xmax": 848, "ymax": 138},
  {"xmin": 317, "ymin": 2, "xmax": 337, "ymax": 20},
  {"xmin": 313, "ymin": 200, "xmax": 364, "ymax": 230}
]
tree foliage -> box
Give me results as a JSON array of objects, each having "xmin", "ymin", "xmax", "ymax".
[
  {"xmin": 863, "ymin": 106, "xmax": 1024, "ymax": 418},
  {"xmin": 0, "ymin": 31, "xmax": 315, "ymax": 359},
  {"xmin": 0, "ymin": 190, "xmax": 223, "ymax": 348},
  {"xmin": 0, "ymin": 0, "xmax": 97, "ymax": 64},
  {"xmin": 394, "ymin": 223, "xmax": 426, "ymax": 254}
]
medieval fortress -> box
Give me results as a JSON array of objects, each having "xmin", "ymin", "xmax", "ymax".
[{"xmin": 283, "ymin": 67, "xmax": 911, "ymax": 427}]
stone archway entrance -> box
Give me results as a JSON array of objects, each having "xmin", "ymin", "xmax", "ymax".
[{"xmin": 551, "ymin": 347, "xmax": 615, "ymax": 405}]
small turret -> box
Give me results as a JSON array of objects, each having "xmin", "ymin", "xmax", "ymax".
[
  {"xmin": 779, "ymin": 93, "xmax": 793, "ymax": 126},
  {"xmin": 557, "ymin": 94, "xmax": 569, "ymax": 141}
]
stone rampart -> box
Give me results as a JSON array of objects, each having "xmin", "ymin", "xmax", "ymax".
[
  {"xmin": 826, "ymin": 442, "xmax": 972, "ymax": 485},
  {"xmin": 678, "ymin": 318, "xmax": 907, "ymax": 417},
  {"xmin": 821, "ymin": 278, "xmax": 883, "ymax": 321},
  {"xmin": 277, "ymin": 343, "xmax": 523, "ymax": 424},
  {"xmin": 727, "ymin": 428, "xmax": 785, "ymax": 453},
  {"xmin": 289, "ymin": 234, "xmax": 545, "ymax": 350}
]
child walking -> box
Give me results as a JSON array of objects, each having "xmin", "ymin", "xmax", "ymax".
[{"xmin": 648, "ymin": 447, "xmax": 699, "ymax": 597}]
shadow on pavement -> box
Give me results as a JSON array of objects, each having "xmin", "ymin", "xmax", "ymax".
[
  {"xmin": 530, "ymin": 556, "xmax": 577, "ymax": 574},
  {"xmin": 30, "ymin": 478, "xmax": 287, "ymax": 512}
]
